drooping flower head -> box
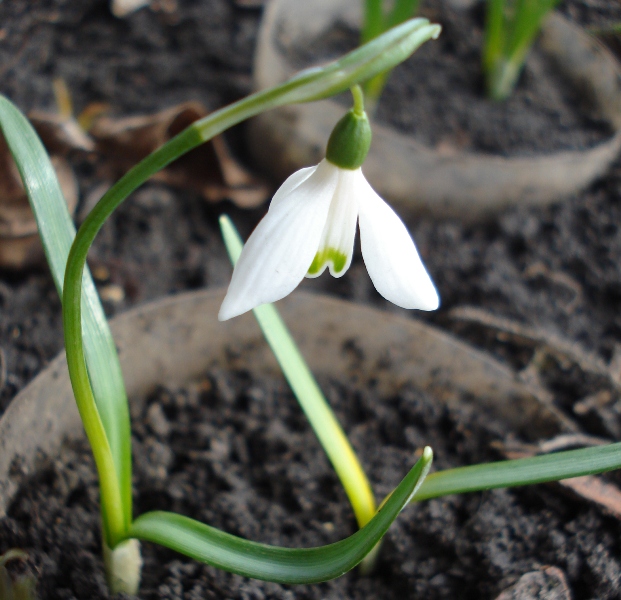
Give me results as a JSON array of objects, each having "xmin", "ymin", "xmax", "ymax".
[{"xmin": 219, "ymin": 87, "xmax": 439, "ymax": 321}]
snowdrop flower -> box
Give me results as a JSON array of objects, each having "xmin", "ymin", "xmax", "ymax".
[{"xmin": 219, "ymin": 88, "xmax": 439, "ymax": 321}]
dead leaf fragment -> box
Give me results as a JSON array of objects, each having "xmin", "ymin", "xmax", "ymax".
[
  {"xmin": 561, "ymin": 475, "xmax": 621, "ymax": 519},
  {"xmin": 0, "ymin": 132, "xmax": 77, "ymax": 269},
  {"xmin": 494, "ymin": 567, "xmax": 571, "ymax": 600},
  {"xmin": 111, "ymin": 0, "xmax": 151, "ymax": 18},
  {"xmin": 28, "ymin": 78, "xmax": 95, "ymax": 155},
  {"xmin": 90, "ymin": 102, "xmax": 268, "ymax": 208},
  {"xmin": 29, "ymin": 111, "xmax": 95, "ymax": 155}
]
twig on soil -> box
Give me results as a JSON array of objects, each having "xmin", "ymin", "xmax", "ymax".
[
  {"xmin": 449, "ymin": 306, "xmax": 619, "ymax": 391},
  {"xmin": 538, "ymin": 433, "xmax": 610, "ymax": 453},
  {"xmin": 522, "ymin": 261, "xmax": 583, "ymax": 314}
]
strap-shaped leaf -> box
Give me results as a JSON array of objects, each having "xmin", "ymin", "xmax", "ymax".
[
  {"xmin": 0, "ymin": 96, "xmax": 132, "ymax": 528},
  {"xmin": 128, "ymin": 448, "xmax": 432, "ymax": 584},
  {"xmin": 414, "ymin": 441, "xmax": 621, "ymax": 501}
]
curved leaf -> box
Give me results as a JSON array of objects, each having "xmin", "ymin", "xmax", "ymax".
[
  {"xmin": 128, "ymin": 448, "xmax": 432, "ymax": 584},
  {"xmin": 0, "ymin": 96, "xmax": 132, "ymax": 531}
]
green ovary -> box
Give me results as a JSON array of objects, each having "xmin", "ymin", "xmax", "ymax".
[{"xmin": 308, "ymin": 247, "xmax": 347, "ymax": 276}]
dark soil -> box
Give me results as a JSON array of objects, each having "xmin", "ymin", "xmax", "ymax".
[
  {"xmin": 287, "ymin": 0, "xmax": 614, "ymax": 155},
  {"xmin": 2, "ymin": 0, "xmax": 621, "ymax": 599},
  {"xmin": 4, "ymin": 368, "xmax": 621, "ymax": 599},
  {"xmin": 0, "ymin": 0, "xmax": 264, "ymax": 412}
]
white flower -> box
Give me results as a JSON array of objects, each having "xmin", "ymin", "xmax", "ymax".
[{"xmin": 218, "ymin": 159, "xmax": 439, "ymax": 321}]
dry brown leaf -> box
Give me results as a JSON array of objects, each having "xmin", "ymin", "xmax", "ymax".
[
  {"xmin": 90, "ymin": 102, "xmax": 268, "ymax": 208},
  {"xmin": 494, "ymin": 567, "xmax": 571, "ymax": 600},
  {"xmin": 111, "ymin": 0, "xmax": 151, "ymax": 18},
  {"xmin": 29, "ymin": 111, "xmax": 95, "ymax": 155},
  {"xmin": 28, "ymin": 78, "xmax": 96, "ymax": 155},
  {"xmin": 560, "ymin": 475, "xmax": 621, "ymax": 519},
  {"xmin": 0, "ymin": 132, "xmax": 77, "ymax": 269}
]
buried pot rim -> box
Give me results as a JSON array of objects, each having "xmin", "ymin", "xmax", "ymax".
[
  {"xmin": 0, "ymin": 287, "xmax": 571, "ymax": 515},
  {"xmin": 249, "ymin": 0, "xmax": 621, "ymax": 219}
]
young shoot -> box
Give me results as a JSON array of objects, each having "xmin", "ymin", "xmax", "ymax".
[
  {"xmin": 483, "ymin": 0, "xmax": 560, "ymax": 101},
  {"xmin": 0, "ymin": 550, "xmax": 37, "ymax": 600}
]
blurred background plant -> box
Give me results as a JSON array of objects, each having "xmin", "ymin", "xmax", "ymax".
[
  {"xmin": 483, "ymin": 0, "xmax": 560, "ymax": 100},
  {"xmin": 361, "ymin": 0, "xmax": 422, "ymax": 109},
  {"xmin": 361, "ymin": 0, "xmax": 561, "ymax": 106}
]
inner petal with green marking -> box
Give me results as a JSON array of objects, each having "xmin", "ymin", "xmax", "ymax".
[
  {"xmin": 308, "ymin": 247, "xmax": 348, "ymax": 276},
  {"xmin": 305, "ymin": 168, "xmax": 360, "ymax": 279}
]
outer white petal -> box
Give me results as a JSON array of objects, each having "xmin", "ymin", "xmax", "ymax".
[
  {"xmin": 269, "ymin": 165, "xmax": 317, "ymax": 211},
  {"xmin": 219, "ymin": 160, "xmax": 339, "ymax": 320},
  {"xmin": 305, "ymin": 167, "xmax": 359, "ymax": 279},
  {"xmin": 358, "ymin": 177, "xmax": 439, "ymax": 311}
]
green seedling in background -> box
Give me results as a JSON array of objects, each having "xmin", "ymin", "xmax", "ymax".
[
  {"xmin": 361, "ymin": 0, "xmax": 423, "ymax": 109},
  {"xmin": 484, "ymin": 0, "xmax": 560, "ymax": 100},
  {"xmin": 362, "ymin": 0, "xmax": 560, "ymax": 107}
]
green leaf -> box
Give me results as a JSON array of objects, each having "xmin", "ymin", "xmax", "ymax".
[
  {"xmin": 484, "ymin": 0, "xmax": 560, "ymax": 100},
  {"xmin": 128, "ymin": 448, "xmax": 433, "ymax": 584},
  {"xmin": 0, "ymin": 96, "xmax": 132, "ymax": 532},
  {"xmin": 361, "ymin": 0, "xmax": 385, "ymax": 44},
  {"xmin": 414, "ymin": 442, "xmax": 621, "ymax": 501},
  {"xmin": 193, "ymin": 17, "xmax": 441, "ymax": 137},
  {"xmin": 387, "ymin": 0, "xmax": 421, "ymax": 29},
  {"xmin": 219, "ymin": 215, "xmax": 376, "ymax": 529}
]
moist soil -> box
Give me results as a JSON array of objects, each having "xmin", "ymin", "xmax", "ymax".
[
  {"xmin": 3, "ymin": 369, "xmax": 621, "ymax": 600},
  {"xmin": 2, "ymin": 0, "xmax": 621, "ymax": 598}
]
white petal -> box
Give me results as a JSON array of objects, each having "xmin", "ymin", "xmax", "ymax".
[
  {"xmin": 219, "ymin": 160, "xmax": 339, "ymax": 320},
  {"xmin": 269, "ymin": 165, "xmax": 317, "ymax": 211},
  {"xmin": 358, "ymin": 177, "xmax": 439, "ymax": 311},
  {"xmin": 306, "ymin": 168, "xmax": 359, "ymax": 279}
]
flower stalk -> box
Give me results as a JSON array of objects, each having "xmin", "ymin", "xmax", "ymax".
[{"xmin": 220, "ymin": 215, "xmax": 377, "ymax": 529}]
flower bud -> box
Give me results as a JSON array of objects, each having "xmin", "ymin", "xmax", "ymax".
[{"xmin": 325, "ymin": 108, "xmax": 372, "ymax": 170}]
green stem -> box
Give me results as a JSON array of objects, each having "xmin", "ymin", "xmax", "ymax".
[
  {"xmin": 362, "ymin": 0, "xmax": 422, "ymax": 109},
  {"xmin": 220, "ymin": 216, "xmax": 376, "ymax": 529},
  {"xmin": 62, "ymin": 299, "xmax": 125, "ymax": 545},
  {"xmin": 351, "ymin": 85, "xmax": 366, "ymax": 117},
  {"xmin": 487, "ymin": 58, "xmax": 522, "ymax": 101},
  {"xmin": 387, "ymin": 0, "xmax": 421, "ymax": 30}
]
